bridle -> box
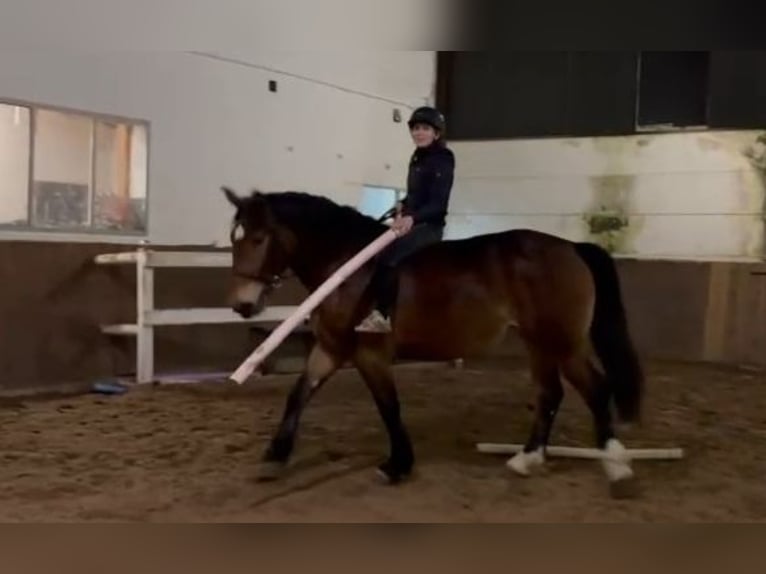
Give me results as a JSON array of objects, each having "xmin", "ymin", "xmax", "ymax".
[
  {"xmin": 231, "ymin": 204, "xmax": 397, "ymax": 290},
  {"xmin": 233, "ymin": 269, "xmax": 288, "ymax": 292},
  {"xmin": 229, "ymin": 217, "xmax": 294, "ymax": 291}
]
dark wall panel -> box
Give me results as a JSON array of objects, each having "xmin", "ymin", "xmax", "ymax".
[
  {"xmin": 637, "ymin": 51, "xmax": 710, "ymax": 127},
  {"xmin": 566, "ymin": 51, "xmax": 639, "ymax": 136},
  {"xmin": 439, "ymin": 50, "xmax": 766, "ymax": 140},
  {"xmin": 443, "ymin": 51, "xmax": 639, "ymax": 139},
  {"xmin": 708, "ymin": 51, "xmax": 766, "ymax": 128},
  {"xmin": 446, "ymin": 52, "xmax": 569, "ymax": 139}
]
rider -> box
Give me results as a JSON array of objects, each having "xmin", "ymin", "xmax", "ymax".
[{"xmin": 355, "ymin": 105, "xmax": 455, "ymax": 333}]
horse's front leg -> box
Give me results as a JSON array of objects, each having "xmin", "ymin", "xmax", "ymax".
[
  {"xmin": 352, "ymin": 340, "xmax": 414, "ymax": 484},
  {"xmin": 257, "ymin": 343, "xmax": 342, "ymax": 480}
]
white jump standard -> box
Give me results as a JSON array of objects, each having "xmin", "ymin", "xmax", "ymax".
[{"xmin": 95, "ymin": 247, "xmax": 298, "ymax": 384}]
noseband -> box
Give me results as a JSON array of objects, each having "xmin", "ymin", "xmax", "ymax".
[{"xmin": 234, "ymin": 271, "xmax": 285, "ymax": 291}]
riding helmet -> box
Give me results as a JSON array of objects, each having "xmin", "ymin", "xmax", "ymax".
[{"xmin": 407, "ymin": 106, "xmax": 446, "ymax": 132}]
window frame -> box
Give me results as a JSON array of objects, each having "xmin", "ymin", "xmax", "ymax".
[{"xmin": 0, "ymin": 96, "xmax": 151, "ymax": 238}]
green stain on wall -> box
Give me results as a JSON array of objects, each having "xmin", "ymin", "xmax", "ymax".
[
  {"xmin": 583, "ymin": 210, "xmax": 630, "ymax": 253},
  {"xmin": 743, "ymin": 132, "xmax": 766, "ymax": 259},
  {"xmin": 583, "ymin": 174, "xmax": 637, "ymax": 254},
  {"xmin": 746, "ymin": 132, "xmax": 766, "ymax": 260}
]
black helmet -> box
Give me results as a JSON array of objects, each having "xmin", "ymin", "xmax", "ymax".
[{"xmin": 407, "ymin": 106, "xmax": 446, "ymax": 132}]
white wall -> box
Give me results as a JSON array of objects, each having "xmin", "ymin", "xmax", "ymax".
[
  {"xmin": 447, "ymin": 131, "xmax": 766, "ymax": 261},
  {"xmin": 0, "ymin": 50, "xmax": 435, "ymax": 245}
]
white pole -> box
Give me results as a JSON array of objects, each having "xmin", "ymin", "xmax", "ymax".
[
  {"xmin": 476, "ymin": 443, "xmax": 684, "ymax": 460},
  {"xmin": 229, "ymin": 228, "xmax": 400, "ymax": 385}
]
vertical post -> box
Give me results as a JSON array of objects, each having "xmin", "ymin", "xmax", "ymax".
[{"xmin": 136, "ymin": 248, "xmax": 154, "ymax": 384}]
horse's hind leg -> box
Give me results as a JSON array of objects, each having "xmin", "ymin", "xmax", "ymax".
[
  {"xmin": 507, "ymin": 348, "xmax": 563, "ymax": 476},
  {"xmin": 257, "ymin": 343, "xmax": 343, "ymax": 480},
  {"xmin": 560, "ymin": 352, "xmax": 638, "ymax": 499},
  {"xmin": 352, "ymin": 342, "xmax": 414, "ymax": 484}
]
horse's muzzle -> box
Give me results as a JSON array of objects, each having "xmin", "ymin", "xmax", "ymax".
[
  {"xmin": 230, "ymin": 279, "xmax": 267, "ymax": 318},
  {"xmin": 232, "ymin": 301, "xmax": 257, "ymax": 319}
]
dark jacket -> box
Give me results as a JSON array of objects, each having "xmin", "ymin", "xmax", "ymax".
[{"xmin": 401, "ymin": 142, "xmax": 455, "ymax": 227}]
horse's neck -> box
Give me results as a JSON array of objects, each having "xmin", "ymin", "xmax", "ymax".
[
  {"xmin": 289, "ymin": 255, "xmax": 333, "ymax": 292},
  {"xmin": 287, "ymin": 228, "xmax": 378, "ymax": 292}
]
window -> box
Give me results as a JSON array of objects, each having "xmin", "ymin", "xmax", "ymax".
[
  {"xmin": 358, "ymin": 185, "xmax": 404, "ymax": 220},
  {"xmin": 0, "ymin": 101, "xmax": 148, "ymax": 233}
]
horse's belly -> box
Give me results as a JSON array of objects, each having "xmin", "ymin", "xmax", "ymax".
[{"xmin": 394, "ymin": 302, "xmax": 512, "ymax": 360}]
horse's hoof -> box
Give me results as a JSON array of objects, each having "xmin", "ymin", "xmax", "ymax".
[
  {"xmin": 256, "ymin": 460, "xmax": 286, "ymax": 482},
  {"xmin": 506, "ymin": 449, "xmax": 544, "ymax": 477},
  {"xmin": 506, "ymin": 455, "xmax": 532, "ymax": 477},
  {"xmin": 375, "ymin": 461, "xmax": 412, "ymax": 485},
  {"xmin": 609, "ymin": 476, "xmax": 640, "ymax": 500}
]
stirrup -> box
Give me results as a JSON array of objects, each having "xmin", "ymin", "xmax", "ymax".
[{"xmin": 354, "ymin": 310, "xmax": 392, "ymax": 333}]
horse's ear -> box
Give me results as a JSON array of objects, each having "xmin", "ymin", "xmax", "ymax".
[
  {"xmin": 221, "ymin": 186, "xmax": 242, "ymax": 208},
  {"xmin": 250, "ymin": 189, "xmax": 266, "ymax": 203},
  {"xmin": 250, "ymin": 190, "xmax": 275, "ymax": 224}
]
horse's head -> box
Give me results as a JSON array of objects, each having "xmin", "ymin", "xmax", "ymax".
[{"xmin": 222, "ymin": 187, "xmax": 291, "ymax": 318}]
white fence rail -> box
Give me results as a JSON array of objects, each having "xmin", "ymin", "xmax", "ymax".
[{"xmin": 95, "ymin": 248, "xmax": 298, "ymax": 384}]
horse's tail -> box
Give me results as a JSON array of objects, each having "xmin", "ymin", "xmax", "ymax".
[{"xmin": 573, "ymin": 242, "xmax": 644, "ymax": 423}]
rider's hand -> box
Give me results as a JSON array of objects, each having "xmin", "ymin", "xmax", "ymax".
[{"xmin": 392, "ymin": 215, "xmax": 414, "ymax": 235}]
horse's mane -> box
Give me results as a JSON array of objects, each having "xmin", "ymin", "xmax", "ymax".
[{"xmin": 254, "ymin": 190, "xmax": 388, "ymax": 244}]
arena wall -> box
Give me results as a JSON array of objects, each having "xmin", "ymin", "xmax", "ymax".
[
  {"xmin": 447, "ymin": 130, "xmax": 766, "ymax": 261},
  {"xmin": 1, "ymin": 51, "xmax": 764, "ymax": 392},
  {"xmin": 3, "ymin": 240, "xmax": 764, "ymax": 393},
  {"xmin": 0, "ymin": 50, "xmax": 434, "ymax": 390}
]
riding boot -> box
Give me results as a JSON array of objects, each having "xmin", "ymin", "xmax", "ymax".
[{"xmin": 355, "ymin": 265, "xmax": 397, "ymax": 333}]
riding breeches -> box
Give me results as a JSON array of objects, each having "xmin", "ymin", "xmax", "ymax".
[{"xmin": 369, "ymin": 222, "xmax": 444, "ymax": 317}]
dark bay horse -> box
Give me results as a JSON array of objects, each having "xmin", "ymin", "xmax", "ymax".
[{"xmin": 222, "ymin": 187, "xmax": 644, "ymax": 498}]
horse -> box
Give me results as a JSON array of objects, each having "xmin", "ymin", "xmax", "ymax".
[{"xmin": 221, "ymin": 187, "xmax": 645, "ymax": 498}]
